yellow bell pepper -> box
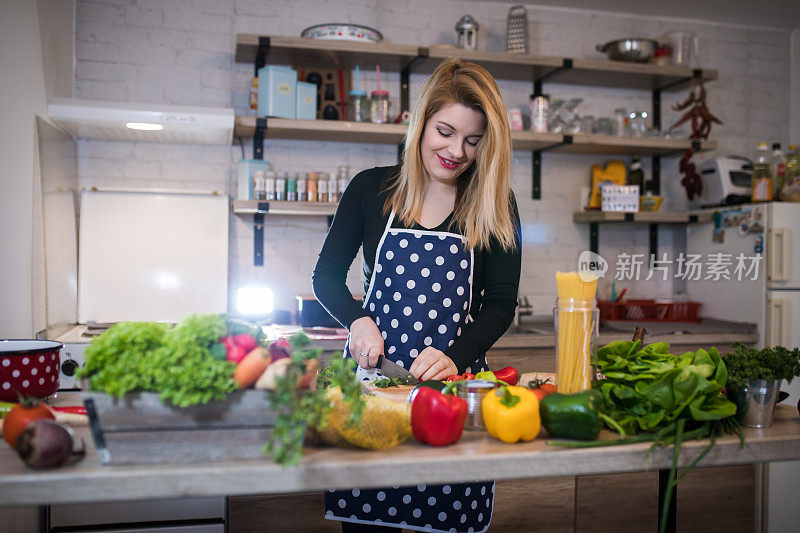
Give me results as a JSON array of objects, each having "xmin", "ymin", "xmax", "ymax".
[{"xmin": 482, "ymin": 385, "xmax": 540, "ymax": 443}]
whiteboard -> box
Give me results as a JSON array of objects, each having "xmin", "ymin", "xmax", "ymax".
[{"xmin": 78, "ymin": 190, "xmax": 228, "ymax": 323}]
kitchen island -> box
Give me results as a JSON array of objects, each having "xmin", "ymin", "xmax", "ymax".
[{"xmin": 0, "ymin": 394, "xmax": 797, "ymax": 507}]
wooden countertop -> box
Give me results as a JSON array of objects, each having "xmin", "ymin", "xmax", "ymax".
[{"xmin": 0, "ymin": 393, "xmax": 797, "ymax": 507}]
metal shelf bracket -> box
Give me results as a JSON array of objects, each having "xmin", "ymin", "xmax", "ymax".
[
  {"xmin": 400, "ymin": 50, "xmax": 428, "ymax": 114},
  {"xmin": 253, "ymin": 201, "xmax": 269, "ymax": 266},
  {"xmin": 532, "ymin": 136, "xmax": 572, "ymax": 200},
  {"xmin": 533, "ymin": 58, "xmax": 573, "ymax": 97}
]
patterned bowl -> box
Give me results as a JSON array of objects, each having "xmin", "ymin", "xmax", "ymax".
[{"xmin": 0, "ymin": 340, "xmax": 62, "ymax": 401}]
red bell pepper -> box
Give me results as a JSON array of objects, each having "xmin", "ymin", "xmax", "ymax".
[
  {"xmin": 494, "ymin": 366, "xmax": 519, "ymax": 386},
  {"xmin": 444, "ymin": 374, "xmax": 462, "ymax": 382},
  {"xmin": 461, "ymin": 373, "xmax": 476, "ymax": 380},
  {"xmin": 411, "ymin": 386, "xmax": 468, "ymax": 446}
]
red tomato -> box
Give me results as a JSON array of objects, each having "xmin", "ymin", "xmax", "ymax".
[
  {"xmin": 2, "ymin": 401, "xmax": 55, "ymax": 449},
  {"xmin": 530, "ymin": 383, "xmax": 557, "ymax": 401},
  {"xmin": 461, "ymin": 373, "xmax": 476, "ymax": 380},
  {"xmin": 444, "ymin": 375, "xmax": 462, "ymax": 382}
]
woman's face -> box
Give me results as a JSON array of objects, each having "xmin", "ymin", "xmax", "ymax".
[{"xmin": 420, "ymin": 102, "xmax": 486, "ymax": 186}]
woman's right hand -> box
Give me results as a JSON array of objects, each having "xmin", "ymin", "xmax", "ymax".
[{"xmin": 349, "ymin": 316, "xmax": 384, "ymax": 369}]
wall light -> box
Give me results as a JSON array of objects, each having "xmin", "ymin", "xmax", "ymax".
[
  {"xmin": 237, "ymin": 286, "xmax": 274, "ymax": 316},
  {"xmin": 125, "ymin": 122, "xmax": 164, "ymax": 131}
]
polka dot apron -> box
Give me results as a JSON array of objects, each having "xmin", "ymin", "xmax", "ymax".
[{"xmin": 325, "ymin": 212, "xmax": 493, "ymax": 533}]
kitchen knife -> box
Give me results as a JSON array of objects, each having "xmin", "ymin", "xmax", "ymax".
[{"xmin": 377, "ymin": 354, "xmax": 419, "ymax": 385}]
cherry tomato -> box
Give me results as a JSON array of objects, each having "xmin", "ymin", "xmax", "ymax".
[
  {"xmin": 2, "ymin": 400, "xmax": 55, "ymax": 449},
  {"xmin": 530, "ymin": 383, "xmax": 557, "ymax": 401}
]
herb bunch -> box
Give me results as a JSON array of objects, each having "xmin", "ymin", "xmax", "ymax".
[
  {"xmin": 265, "ymin": 333, "xmax": 364, "ymax": 466},
  {"xmin": 724, "ymin": 342, "xmax": 800, "ymax": 391}
]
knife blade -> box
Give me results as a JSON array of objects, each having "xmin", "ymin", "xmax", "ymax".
[{"xmin": 377, "ymin": 354, "xmax": 419, "ymax": 385}]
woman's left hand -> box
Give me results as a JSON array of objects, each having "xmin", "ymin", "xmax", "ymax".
[{"xmin": 409, "ymin": 347, "xmax": 458, "ymax": 381}]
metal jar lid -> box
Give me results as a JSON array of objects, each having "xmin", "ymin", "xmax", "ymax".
[
  {"xmin": 457, "ymin": 379, "xmax": 496, "ymax": 395},
  {"xmin": 455, "ymin": 15, "xmax": 479, "ymax": 33}
]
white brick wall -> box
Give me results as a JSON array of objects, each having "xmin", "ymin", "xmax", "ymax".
[{"xmin": 74, "ymin": 0, "xmax": 793, "ymax": 319}]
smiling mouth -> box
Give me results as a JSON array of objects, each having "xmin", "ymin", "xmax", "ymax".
[{"xmin": 437, "ymin": 154, "xmax": 460, "ymax": 169}]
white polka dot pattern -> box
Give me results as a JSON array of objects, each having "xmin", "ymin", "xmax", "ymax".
[
  {"xmin": 0, "ymin": 349, "xmax": 60, "ymax": 401},
  {"xmin": 335, "ymin": 227, "xmax": 492, "ymax": 531}
]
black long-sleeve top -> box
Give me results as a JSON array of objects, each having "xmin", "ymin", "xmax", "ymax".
[{"xmin": 312, "ymin": 165, "xmax": 521, "ymax": 373}]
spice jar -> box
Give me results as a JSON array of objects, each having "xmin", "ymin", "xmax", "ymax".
[
  {"xmin": 286, "ymin": 173, "xmax": 298, "ymax": 202},
  {"xmin": 275, "ymin": 173, "xmax": 286, "ymax": 201},
  {"xmin": 327, "ymin": 173, "xmax": 338, "ymax": 202},
  {"xmin": 295, "ymin": 173, "xmax": 306, "ymax": 202},
  {"xmin": 347, "ymin": 90, "xmax": 369, "ymax": 122},
  {"xmin": 307, "ymin": 172, "xmax": 318, "ymax": 203},
  {"xmin": 317, "ymin": 172, "xmax": 328, "ymax": 202},
  {"xmin": 265, "ymin": 171, "xmax": 276, "ymax": 201},
  {"xmin": 370, "ymin": 90, "xmax": 389, "ymax": 124},
  {"xmin": 253, "ymin": 171, "xmax": 266, "ymax": 200}
]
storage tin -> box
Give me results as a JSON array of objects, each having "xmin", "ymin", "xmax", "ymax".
[
  {"xmin": 257, "ymin": 65, "xmax": 297, "ymax": 119},
  {"xmin": 296, "ymin": 81, "xmax": 318, "ymax": 120}
]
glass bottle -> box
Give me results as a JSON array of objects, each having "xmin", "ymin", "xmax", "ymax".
[
  {"xmin": 751, "ymin": 143, "xmax": 774, "ymax": 203},
  {"xmin": 614, "ymin": 108, "xmax": 628, "ymax": 137},
  {"xmin": 370, "ymin": 90, "xmax": 389, "ymax": 124}
]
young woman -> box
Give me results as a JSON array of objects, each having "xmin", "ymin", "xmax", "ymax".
[{"xmin": 312, "ymin": 58, "xmax": 521, "ymax": 533}]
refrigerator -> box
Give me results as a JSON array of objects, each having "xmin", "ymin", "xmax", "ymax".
[{"xmin": 687, "ymin": 201, "xmax": 800, "ymax": 533}]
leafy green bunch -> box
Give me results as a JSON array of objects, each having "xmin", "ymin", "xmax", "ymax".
[
  {"xmin": 78, "ymin": 314, "xmax": 237, "ymax": 407},
  {"xmin": 724, "ymin": 342, "xmax": 800, "ymax": 392},
  {"xmin": 550, "ymin": 340, "xmax": 742, "ymax": 533},
  {"xmin": 265, "ymin": 333, "xmax": 364, "ymax": 466},
  {"xmin": 593, "ymin": 340, "xmax": 736, "ymax": 435}
]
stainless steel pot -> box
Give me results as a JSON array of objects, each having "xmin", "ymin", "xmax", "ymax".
[{"xmin": 596, "ymin": 38, "xmax": 658, "ymax": 63}]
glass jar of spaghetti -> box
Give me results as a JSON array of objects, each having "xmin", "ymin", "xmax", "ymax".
[{"xmin": 553, "ymin": 297, "xmax": 599, "ymax": 394}]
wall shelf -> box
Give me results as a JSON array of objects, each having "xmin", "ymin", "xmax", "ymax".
[
  {"xmin": 235, "ymin": 34, "xmax": 424, "ymax": 71},
  {"xmin": 573, "ymin": 210, "xmax": 712, "ymax": 258},
  {"xmin": 573, "ymin": 211, "xmax": 713, "ymax": 224},
  {"xmin": 233, "ymin": 116, "xmax": 711, "ymax": 156},
  {"xmin": 234, "ymin": 116, "xmax": 406, "ymax": 144},
  {"xmin": 232, "ymin": 199, "xmax": 337, "ymax": 216},
  {"xmin": 419, "ymin": 46, "xmax": 717, "ymax": 91}
]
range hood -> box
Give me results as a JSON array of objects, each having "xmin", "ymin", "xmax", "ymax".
[{"xmin": 48, "ymin": 98, "xmax": 235, "ymax": 145}]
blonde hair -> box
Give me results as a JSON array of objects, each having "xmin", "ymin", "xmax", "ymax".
[{"xmin": 385, "ymin": 58, "xmax": 516, "ymax": 251}]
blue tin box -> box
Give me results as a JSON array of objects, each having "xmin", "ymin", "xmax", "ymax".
[
  {"xmin": 296, "ymin": 81, "xmax": 318, "ymax": 120},
  {"xmin": 257, "ymin": 65, "xmax": 297, "ymax": 119}
]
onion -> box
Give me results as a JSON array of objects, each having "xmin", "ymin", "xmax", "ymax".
[{"xmin": 15, "ymin": 419, "xmax": 85, "ymax": 469}]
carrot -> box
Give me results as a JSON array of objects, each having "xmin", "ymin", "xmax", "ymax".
[{"xmin": 233, "ymin": 347, "xmax": 271, "ymax": 388}]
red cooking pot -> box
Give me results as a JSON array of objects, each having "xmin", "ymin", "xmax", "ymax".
[{"xmin": 0, "ymin": 340, "xmax": 62, "ymax": 402}]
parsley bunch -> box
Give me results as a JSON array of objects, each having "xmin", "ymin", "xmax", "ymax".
[
  {"xmin": 724, "ymin": 342, "xmax": 800, "ymax": 391},
  {"xmin": 265, "ymin": 333, "xmax": 364, "ymax": 466}
]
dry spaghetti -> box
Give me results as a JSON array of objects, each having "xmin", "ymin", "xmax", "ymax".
[{"xmin": 555, "ymin": 271, "xmax": 598, "ymax": 393}]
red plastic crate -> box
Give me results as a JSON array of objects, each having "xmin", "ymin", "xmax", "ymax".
[{"xmin": 597, "ymin": 299, "xmax": 702, "ymax": 323}]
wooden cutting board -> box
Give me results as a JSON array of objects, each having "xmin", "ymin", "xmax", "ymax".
[{"xmin": 362, "ymin": 383, "xmax": 416, "ymax": 404}]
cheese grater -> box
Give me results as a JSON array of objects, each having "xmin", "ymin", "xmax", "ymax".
[{"xmin": 506, "ymin": 5, "xmax": 529, "ymax": 54}]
